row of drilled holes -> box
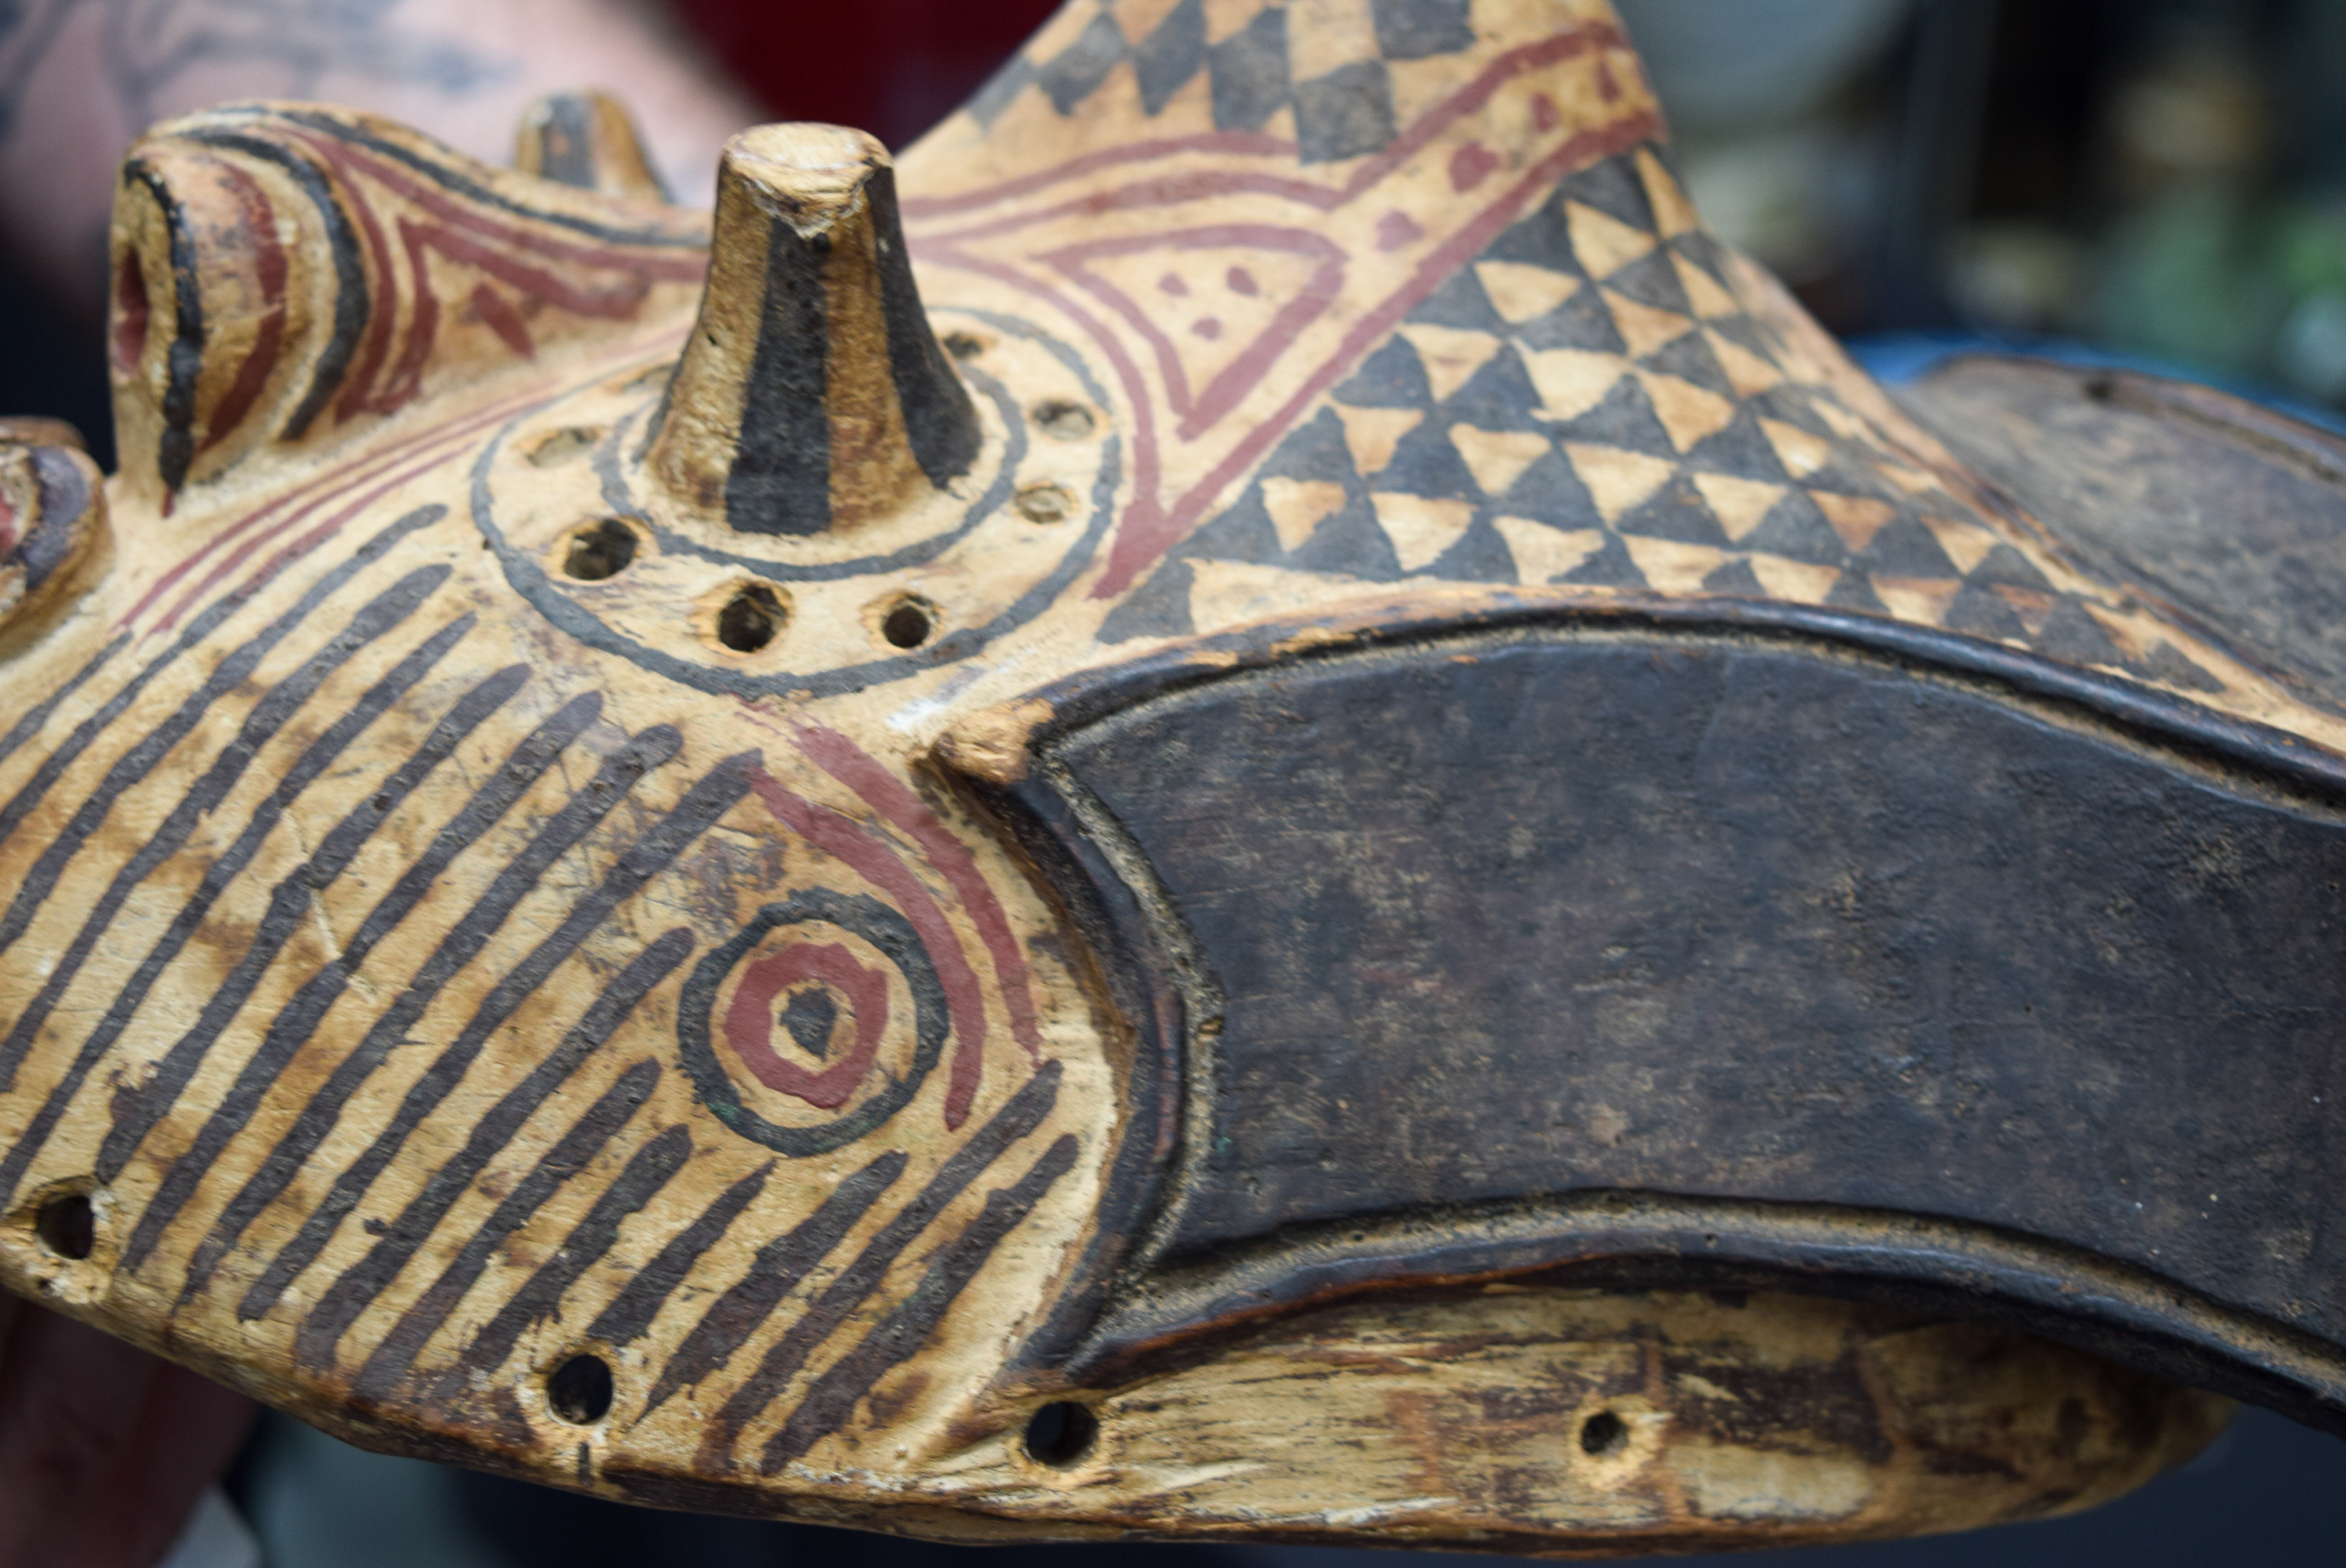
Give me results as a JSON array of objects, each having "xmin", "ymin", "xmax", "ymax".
[
  {"xmin": 31, "ymin": 1196, "xmax": 1631, "ymax": 1472},
  {"xmin": 562, "ymin": 522, "xmax": 939, "ymax": 658},
  {"xmin": 32, "ymin": 1193, "xmax": 1102, "ymax": 1463}
]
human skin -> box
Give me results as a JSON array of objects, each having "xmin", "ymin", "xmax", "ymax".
[
  {"xmin": 0, "ymin": 0, "xmax": 762, "ymax": 314},
  {"xmin": 0, "ymin": 1293, "xmax": 257, "ymax": 1566}
]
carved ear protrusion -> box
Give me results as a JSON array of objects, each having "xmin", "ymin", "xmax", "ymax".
[
  {"xmin": 648, "ymin": 124, "xmax": 980, "ymax": 538},
  {"xmin": 0, "ymin": 420, "xmax": 107, "ymax": 641},
  {"xmin": 515, "ymin": 92, "xmax": 673, "ymax": 203},
  {"xmin": 107, "ymin": 103, "xmax": 709, "ymax": 513}
]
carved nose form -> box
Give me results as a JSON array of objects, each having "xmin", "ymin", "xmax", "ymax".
[{"xmin": 650, "ymin": 124, "xmax": 981, "ymax": 538}]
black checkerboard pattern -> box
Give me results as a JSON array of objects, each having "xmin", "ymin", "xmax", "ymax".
[
  {"xmin": 1100, "ymin": 143, "xmax": 2227, "ymax": 695},
  {"xmin": 968, "ymin": 0, "xmax": 1479, "ymax": 162}
]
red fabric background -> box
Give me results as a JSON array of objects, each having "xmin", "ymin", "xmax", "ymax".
[{"xmin": 669, "ymin": 0, "xmax": 1063, "ymax": 148}]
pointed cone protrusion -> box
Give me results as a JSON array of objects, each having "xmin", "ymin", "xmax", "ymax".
[
  {"xmin": 515, "ymin": 91, "xmax": 673, "ymax": 204},
  {"xmin": 648, "ymin": 123, "xmax": 981, "ymax": 537}
]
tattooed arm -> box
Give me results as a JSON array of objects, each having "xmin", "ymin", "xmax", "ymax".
[{"xmin": 0, "ymin": 0, "xmax": 760, "ymax": 311}]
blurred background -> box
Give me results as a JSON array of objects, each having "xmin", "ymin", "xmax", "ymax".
[{"xmin": 6, "ymin": 0, "xmax": 2329, "ymax": 1563}]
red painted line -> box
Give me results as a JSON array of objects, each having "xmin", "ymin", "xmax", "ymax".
[
  {"xmin": 921, "ymin": 239, "xmax": 1168, "ymax": 575},
  {"xmin": 792, "ymin": 723, "xmax": 1044, "ymax": 1065},
  {"xmin": 303, "ymin": 132, "xmax": 706, "ymax": 278},
  {"xmin": 749, "ymin": 769, "xmax": 992, "ymax": 1129},
  {"xmin": 724, "ymin": 942, "xmax": 890, "ymax": 1109},
  {"xmin": 1039, "ymin": 223, "xmax": 1346, "ymax": 437},
  {"xmin": 902, "ymin": 24, "xmax": 1627, "ymax": 242},
  {"xmin": 900, "ymin": 131, "xmax": 1298, "ymax": 221},
  {"xmin": 198, "ymin": 159, "xmax": 289, "ymax": 456},
  {"xmin": 120, "ymin": 390, "xmax": 536, "ymax": 630},
  {"xmin": 155, "ymin": 433, "xmax": 471, "ymax": 633},
  {"xmin": 914, "ymin": 169, "xmax": 1356, "ymax": 246},
  {"xmin": 1089, "ymin": 107, "xmax": 1664, "ymax": 595},
  {"xmin": 1327, "ymin": 27, "xmax": 1628, "ymax": 206}
]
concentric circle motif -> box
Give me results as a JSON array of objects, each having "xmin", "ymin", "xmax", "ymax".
[{"xmin": 679, "ymin": 889, "xmax": 949, "ymax": 1155}]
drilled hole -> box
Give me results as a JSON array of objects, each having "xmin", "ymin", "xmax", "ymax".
[
  {"xmin": 528, "ymin": 426, "xmax": 605, "ymax": 467},
  {"xmin": 882, "ymin": 598, "xmax": 935, "ymax": 649},
  {"xmin": 1015, "ymin": 483, "xmax": 1075, "ymax": 524},
  {"xmin": 942, "ymin": 331, "xmax": 988, "ymax": 361},
  {"xmin": 561, "ymin": 517, "xmax": 638, "ymax": 581},
  {"xmin": 547, "ymin": 1355, "xmax": 613, "ymax": 1425},
  {"xmin": 35, "ymin": 1193, "xmax": 93, "ymax": 1261},
  {"xmin": 1024, "ymin": 1402, "xmax": 1098, "ymax": 1467},
  {"xmin": 716, "ymin": 583, "xmax": 785, "ymax": 652},
  {"xmin": 1031, "ymin": 399, "xmax": 1096, "ymax": 440},
  {"xmin": 1580, "ymin": 1410, "xmax": 1629, "ymax": 1457}
]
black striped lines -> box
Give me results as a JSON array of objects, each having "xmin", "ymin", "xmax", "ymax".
[
  {"xmin": 0, "ymin": 561, "xmax": 449, "ymax": 1112},
  {"xmin": 0, "ymin": 597, "xmax": 472, "ymax": 1208},
  {"xmin": 127, "ymin": 691, "xmax": 602, "ymax": 1282},
  {"xmin": 761, "ymin": 1133, "xmax": 1078, "ymax": 1472},
  {"xmin": 252, "ymin": 752, "xmax": 756, "ymax": 1330},
  {"xmin": 172, "ymin": 720, "xmax": 679, "ymax": 1304},
  {"xmin": 322, "ymin": 930, "xmax": 698, "ymax": 1385},
  {"xmin": 0, "ymin": 633, "xmax": 122, "ymax": 773},
  {"xmin": 100, "ymin": 664, "xmax": 530, "ymax": 1190},
  {"xmin": 695, "ymin": 1060, "xmax": 1064, "ymax": 1471},
  {"xmin": 638, "ymin": 1152, "xmax": 906, "ymax": 1418},
  {"xmin": 427, "ymin": 1123, "xmax": 698, "ymax": 1406},
  {"xmin": 583, "ymin": 1163, "xmax": 772, "ymax": 1351},
  {"xmin": 338, "ymin": 1059, "xmax": 663, "ymax": 1392},
  {"xmin": 0, "ymin": 505, "xmax": 443, "ymax": 1005}
]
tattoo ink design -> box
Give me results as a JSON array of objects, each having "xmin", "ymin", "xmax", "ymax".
[{"xmin": 0, "ymin": 0, "xmax": 511, "ymax": 140}]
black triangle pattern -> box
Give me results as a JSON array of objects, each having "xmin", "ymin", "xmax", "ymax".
[
  {"xmin": 1701, "ymin": 557, "xmax": 1767, "ymax": 596},
  {"xmin": 1378, "ymin": 419, "xmax": 1482, "ymax": 500},
  {"xmin": 1334, "ymin": 337, "xmax": 1434, "ymax": 409},
  {"xmin": 1408, "ymin": 268, "xmax": 1507, "ymax": 332},
  {"xmin": 1642, "ymin": 331, "xmax": 1733, "ymax": 398},
  {"xmin": 1558, "ymin": 157, "xmax": 1656, "ymax": 232},
  {"xmin": 1442, "ymin": 350, "xmax": 1549, "ymax": 432},
  {"xmin": 1825, "ymin": 570, "xmax": 1888, "ymax": 614},
  {"xmin": 1683, "ymin": 410, "xmax": 1790, "ymax": 481},
  {"xmin": 1263, "ymin": 408, "xmax": 1371, "ymax": 485},
  {"xmin": 1150, "ymin": 141, "xmax": 2195, "ymax": 670},
  {"xmin": 1514, "ymin": 290, "xmax": 1628, "ymax": 354},
  {"xmin": 1486, "ymin": 194, "xmax": 1584, "ymax": 273},
  {"xmin": 1005, "ymin": 0, "xmax": 1479, "ymax": 125},
  {"xmin": 1560, "ymin": 532, "xmax": 1648, "ymax": 587},
  {"xmin": 1550, "ymin": 377, "xmax": 1676, "ymax": 457},
  {"xmin": 1740, "ymin": 492, "xmax": 1850, "ymax": 568},
  {"xmin": 1292, "ymin": 494, "xmax": 1404, "ymax": 579},
  {"xmin": 1617, "ymin": 476, "xmax": 1729, "ymax": 546},
  {"xmin": 1603, "ymin": 249, "xmax": 1693, "ymax": 315},
  {"xmin": 1502, "ymin": 448, "xmax": 1606, "ymax": 531},
  {"xmin": 1422, "ymin": 513, "xmax": 1522, "ymax": 583},
  {"xmin": 1852, "ymin": 515, "xmax": 1959, "ymax": 579}
]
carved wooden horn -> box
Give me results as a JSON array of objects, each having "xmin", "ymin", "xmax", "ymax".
[
  {"xmin": 648, "ymin": 124, "xmax": 980, "ymax": 536},
  {"xmin": 6, "ymin": 0, "xmax": 2345, "ymax": 1554}
]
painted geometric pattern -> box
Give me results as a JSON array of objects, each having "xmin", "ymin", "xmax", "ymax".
[
  {"xmin": 972, "ymin": 0, "xmax": 1484, "ymax": 162},
  {"xmin": 1104, "ymin": 143, "xmax": 2227, "ymax": 697}
]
